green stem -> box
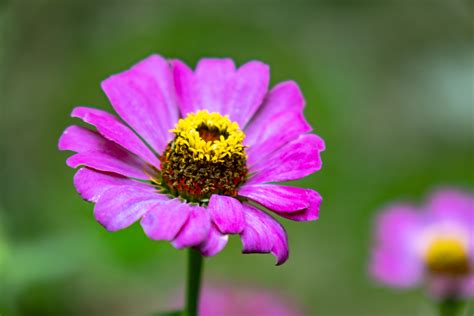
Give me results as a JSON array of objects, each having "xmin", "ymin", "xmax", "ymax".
[
  {"xmin": 185, "ymin": 249, "xmax": 203, "ymax": 316},
  {"xmin": 438, "ymin": 299, "xmax": 465, "ymax": 316}
]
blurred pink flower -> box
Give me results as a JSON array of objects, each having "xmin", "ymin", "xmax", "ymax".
[
  {"xmin": 171, "ymin": 285, "xmax": 302, "ymax": 316},
  {"xmin": 370, "ymin": 188, "xmax": 474, "ymax": 299},
  {"xmin": 58, "ymin": 54, "xmax": 325, "ymax": 264}
]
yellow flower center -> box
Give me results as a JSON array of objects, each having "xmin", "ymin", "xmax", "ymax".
[
  {"xmin": 170, "ymin": 110, "xmax": 246, "ymax": 162},
  {"xmin": 424, "ymin": 238, "xmax": 471, "ymax": 276},
  {"xmin": 158, "ymin": 110, "xmax": 248, "ymax": 203}
]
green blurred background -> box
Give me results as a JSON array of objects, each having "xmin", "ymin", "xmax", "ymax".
[{"xmin": 1, "ymin": 1, "xmax": 473, "ymax": 315}]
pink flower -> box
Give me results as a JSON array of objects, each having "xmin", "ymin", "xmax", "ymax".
[
  {"xmin": 59, "ymin": 54, "xmax": 325, "ymax": 264},
  {"xmin": 370, "ymin": 188, "xmax": 474, "ymax": 299},
  {"xmin": 170, "ymin": 285, "xmax": 302, "ymax": 316}
]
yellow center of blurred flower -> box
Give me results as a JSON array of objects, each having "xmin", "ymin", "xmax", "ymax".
[
  {"xmin": 158, "ymin": 110, "xmax": 248, "ymax": 203},
  {"xmin": 424, "ymin": 238, "xmax": 470, "ymax": 276}
]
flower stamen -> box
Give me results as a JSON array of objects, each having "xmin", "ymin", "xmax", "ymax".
[{"xmin": 158, "ymin": 110, "xmax": 248, "ymax": 204}]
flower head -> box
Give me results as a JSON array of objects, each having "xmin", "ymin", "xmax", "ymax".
[
  {"xmin": 59, "ymin": 54, "xmax": 325, "ymax": 264},
  {"xmin": 369, "ymin": 188, "xmax": 474, "ymax": 299}
]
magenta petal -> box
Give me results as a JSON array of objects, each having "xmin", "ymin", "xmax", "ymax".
[
  {"xmin": 263, "ymin": 211, "xmax": 290, "ymax": 265},
  {"xmin": 60, "ymin": 126, "xmax": 151, "ymax": 179},
  {"xmin": 239, "ymin": 184, "xmax": 321, "ymax": 221},
  {"xmin": 199, "ymin": 225, "xmax": 229, "ymax": 257},
  {"xmin": 195, "ymin": 58, "xmax": 236, "ymax": 113},
  {"xmin": 249, "ymin": 134, "xmax": 325, "ymax": 184},
  {"xmin": 101, "ymin": 54, "xmax": 178, "ymax": 154},
  {"xmin": 172, "ymin": 58, "xmax": 269, "ymax": 127},
  {"xmin": 240, "ymin": 204, "xmax": 289, "ymax": 265},
  {"xmin": 141, "ymin": 199, "xmax": 191, "ymax": 241},
  {"xmin": 66, "ymin": 152, "xmax": 148, "ymax": 180},
  {"xmin": 172, "ymin": 59, "xmax": 198, "ymax": 116},
  {"xmin": 94, "ymin": 186, "xmax": 167, "ymax": 232},
  {"xmin": 59, "ymin": 125, "xmax": 106, "ymax": 153},
  {"xmin": 172, "ymin": 58, "xmax": 235, "ymax": 116},
  {"xmin": 245, "ymin": 81, "xmax": 312, "ymax": 166},
  {"xmin": 74, "ymin": 168, "xmax": 154, "ymax": 202},
  {"xmin": 225, "ymin": 61, "xmax": 269, "ymax": 128},
  {"xmin": 209, "ymin": 195, "xmax": 245, "ymax": 234},
  {"xmin": 172, "ymin": 205, "xmax": 211, "ymax": 249},
  {"xmin": 71, "ymin": 106, "xmax": 160, "ymax": 167}
]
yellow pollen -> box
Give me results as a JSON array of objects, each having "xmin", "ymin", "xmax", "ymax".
[
  {"xmin": 424, "ymin": 238, "xmax": 471, "ymax": 276},
  {"xmin": 170, "ymin": 110, "xmax": 246, "ymax": 162}
]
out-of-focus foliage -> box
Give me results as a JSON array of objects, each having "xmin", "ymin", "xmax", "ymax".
[{"xmin": 1, "ymin": 1, "xmax": 473, "ymax": 315}]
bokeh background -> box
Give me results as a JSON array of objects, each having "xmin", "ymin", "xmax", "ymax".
[{"xmin": 1, "ymin": 1, "xmax": 473, "ymax": 315}]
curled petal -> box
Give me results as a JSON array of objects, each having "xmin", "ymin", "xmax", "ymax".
[
  {"xmin": 141, "ymin": 199, "xmax": 191, "ymax": 241},
  {"xmin": 240, "ymin": 204, "xmax": 289, "ymax": 265},
  {"xmin": 172, "ymin": 205, "xmax": 211, "ymax": 249},
  {"xmin": 94, "ymin": 186, "xmax": 168, "ymax": 232},
  {"xmin": 239, "ymin": 184, "xmax": 321, "ymax": 221},
  {"xmin": 209, "ymin": 195, "xmax": 245, "ymax": 234},
  {"xmin": 199, "ymin": 225, "xmax": 229, "ymax": 257}
]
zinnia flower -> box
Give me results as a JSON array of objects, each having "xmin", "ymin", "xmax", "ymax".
[
  {"xmin": 59, "ymin": 54, "xmax": 324, "ymax": 264},
  {"xmin": 370, "ymin": 188, "xmax": 474, "ymax": 299}
]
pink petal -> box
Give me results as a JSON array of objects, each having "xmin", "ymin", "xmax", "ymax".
[
  {"xmin": 427, "ymin": 188, "xmax": 474, "ymax": 225},
  {"xmin": 66, "ymin": 152, "xmax": 148, "ymax": 180},
  {"xmin": 370, "ymin": 248, "xmax": 423, "ymax": 288},
  {"xmin": 94, "ymin": 186, "xmax": 168, "ymax": 232},
  {"xmin": 239, "ymin": 184, "xmax": 321, "ymax": 221},
  {"xmin": 71, "ymin": 107, "xmax": 160, "ymax": 167},
  {"xmin": 172, "ymin": 58, "xmax": 235, "ymax": 116},
  {"xmin": 460, "ymin": 276, "xmax": 474, "ymax": 298},
  {"xmin": 59, "ymin": 125, "xmax": 107, "ymax": 153},
  {"xmin": 141, "ymin": 199, "xmax": 191, "ymax": 241},
  {"xmin": 245, "ymin": 81, "xmax": 312, "ymax": 166},
  {"xmin": 225, "ymin": 61, "xmax": 269, "ymax": 128},
  {"xmin": 172, "ymin": 58, "xmax": 269, "ymax": 127},
  {"xmin": 375, "ymin": 204, "xmax": 421, "ymax": 251},
  {"xmin": 240, "ymin": 204, "xmax": 289, "ymax": 265},
  {"xmin": 370, "ymin": 205, "xmax": 423, "ymax": 287},
  {"xmin": 172, "ymin": 59, "xmax": 198, "ymax": 116},
  {"xmin": 209, "ymin": 195, "xmax": 245, "ymax": 234},
  {"xmin": 199, "ymin": 225, "xmax": 229, "ymax": 257},
  {"xmin": 195, "ymin": 58, "xmax": 236, "ymax": 114},
  {"xmin": 172, "ymin": 205, "xmax": 211, "ymax": 249},
  {"xmin": 101, "ymin": 55, "xmax": 178, "ymax": 154},
  {"xmin": 249, "ymin": 134, "xmax": 325, "ymax": 184},
  {"xmin": 60, "ymin": 126, "xmax": 151, "ymax": 179},
  {"xmin": 74, "ymin": 167, "xmax": 154, "ymax": 203}
]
